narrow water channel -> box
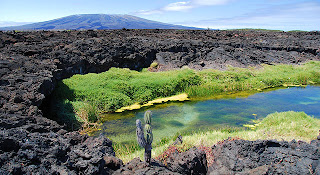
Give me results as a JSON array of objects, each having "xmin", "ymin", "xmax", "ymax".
[{"xmin": 97, "ymin": 86, "xmax": 320, "ymax": 144}]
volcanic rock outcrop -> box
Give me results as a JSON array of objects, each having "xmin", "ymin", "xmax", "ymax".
[
  {"xmin": 113, "ymin": 139, "xmax": 320, "ymax": 175},
  {"xmin": 0, "ymin": 29, "xmax": 319, "ymax": 174},
  {"xmin": 208, "ymin": 138, "xmax": 320, "ymax": 175}
]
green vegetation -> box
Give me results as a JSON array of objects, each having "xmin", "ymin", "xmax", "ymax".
[
  {"xmin": 116, "ymin": 111, "xmax": 320, "ymax": 163},
  {"xmin": 59, "ymin": 67, "xmax": 200, "ymax": 111},
  {"xmin": 51, "ymin": 61, "xmax": 320, "ymax": 162},
  {"xmin": 287, "ymin": 30, "xmax": 308, "ymax": 32},
  {"xmin": 53, "ymin": 67, "xmax": 200, "ymax": 131},
  {"xmin": 149, "ymin": 61, "xmax": 159, "ymax": 69},
  {"xmin": 53, "ymin": 61, "xmax": 319, "ymax": 131},
  {"xmin": 186, "ymin": 61, "xmax": 320, "ymax": 97},
  {"xmin": 49, "ymin": 61, "xmax": 320, "ymax": 164},
  {"xmin": 225, "ymin": 28, "xmax": 309, "ymax": 33},
  {"xmin": 227, "ymin": 28, "xmax": 284, "ymax": 32}
]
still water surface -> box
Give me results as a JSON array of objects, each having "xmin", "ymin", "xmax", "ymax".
[{"xmin": 98, "ymin": 86, "xmax": 320, "ymax": 143}]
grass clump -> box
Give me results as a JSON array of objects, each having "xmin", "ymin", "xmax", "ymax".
[
  {"xmin": 115, "ymin": 111, "xmax": 320, "ymax": 163},
  {"xmin": 254, "ymin": 111, "xmax": 319, "ymax": 140},
  {"xmin": 186, "ymin": 61, "xmax": 320, "ymax": 97},
  {"xmin": 60, "ymin": 68, "xmax": 200, "ymax": 112},
  {"xmin": 181, "ymin": 111, "xmax": 320, "ymax": 148}
]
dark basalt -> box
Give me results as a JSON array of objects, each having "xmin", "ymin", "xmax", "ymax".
[
  {"xmin": 113, "ymin": 139, "xmax": 320, "ymax": 175},
  {"xmin": 208, "ymin": 139, "xmax": 320, "ymax": 175},
  {"xmin": 113, "ymin": 158, "xmax": 181, "ymax": 175},
  {"xmin": 166, "ymin": 147, "xmax": 207, "ymax": 175},
  {"xmin": 0, "ymin": 29, "xmax": 319, "ymax": 174},
  {"xmin": 113, "ymin": 147, "xmax": 207, "ymax": 175}
]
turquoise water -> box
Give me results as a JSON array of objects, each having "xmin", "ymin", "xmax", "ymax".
[{"xmin": 98, "ymin": 86, "xmax": 320, "ymax": 143}]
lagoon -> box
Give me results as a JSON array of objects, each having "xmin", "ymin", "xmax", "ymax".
[{"xmin": 98, "ymin": 86, "xmax": 320, "ymax": 144}]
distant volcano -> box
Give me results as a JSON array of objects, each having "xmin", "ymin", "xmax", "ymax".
[{"xmin": 0, "ymin": 14, "xmax": 200, "ymax": 30}]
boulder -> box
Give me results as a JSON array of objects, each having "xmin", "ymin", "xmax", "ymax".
[
  {"xmin": 208, "ymin": 139, "xmax": 320, "ymax": 175},
  {"xmin": 113, "ymin": 158, "xmax": 180, "ymax": 175},
  {"xmin": 166, "ymin": 147, "xmax": 207, "ymax": 175}
]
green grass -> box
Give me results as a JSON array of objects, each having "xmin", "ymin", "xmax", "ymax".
[
  {"xmin": 60, "ymin": 67, "xmax": 200, "ymax": 112},
  {"xmin": 52, "ymin": 61, "xmax": 320, "ymax": 130},
  {"xmin": 52, "ymin": 67, "xmax": 201, "ymax": 129},
  {"xmin": 186, "ymin": 61, "xmax": 320, "ymax": 97},
  {"xmin": 287, "ymin": 30, "xmax": 308, "ymax": 32},
  {"xmin": 115, "ymin": 111, "xmax": 320, "ymax": 163},
  {"xmin": 227, "ymin": 28, "xmax": 284, "ymax": 32}
]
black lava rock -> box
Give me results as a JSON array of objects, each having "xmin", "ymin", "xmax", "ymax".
[
  {"xmin": 208, "ymin": 139, "xmax": 320, "ymax": 175},
  {"xmin": 0, "ymin": 29, "xmax": 319, "ymax": 174}
]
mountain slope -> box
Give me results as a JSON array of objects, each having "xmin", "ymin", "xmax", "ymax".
[{"xmin": 0, "ymin": 14, "xmax": 200, "ymax": 30}]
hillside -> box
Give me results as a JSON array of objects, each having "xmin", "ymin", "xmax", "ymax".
[{"xmin": 0, "ymin": 14, "xmax": 200, "ymax": 30}]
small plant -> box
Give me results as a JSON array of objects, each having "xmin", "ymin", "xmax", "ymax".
[
  {"xmin": 75, "ymin": 103, "xmax": 101, "ymax": 134},
  {"xmin": 150, "ymin": 61, "xmax": 159, "ymax": 69},
  {"xmin": 136, "ymin": 110, "xmax": 153, "ymax": 164}
]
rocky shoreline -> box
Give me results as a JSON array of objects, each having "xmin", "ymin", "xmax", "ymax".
[{"xmin": 0, "ymin": 29, "xmax": 319, "ymax": 174}]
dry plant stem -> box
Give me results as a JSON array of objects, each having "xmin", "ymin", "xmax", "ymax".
[{"xmin": 77, "ymin": 109, "xmax": 100, "ymax": 134}]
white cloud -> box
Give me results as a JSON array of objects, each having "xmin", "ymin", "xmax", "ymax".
[
  {"xmin": 163, "ymin": 2, "xmax": 193, "ymax": 11},
  {"xmin": 136, "ymin": 10, "xmax": 162, "ymax": 15},
  {"xmin": 136, "ymin": 0, "xmax": 233, "ymax": 14},
  {"xmin": 192, "ymin": 0, "xmax": 232, "ymax": 6}
]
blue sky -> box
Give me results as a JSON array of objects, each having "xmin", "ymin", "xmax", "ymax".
[{"xmin": 0, "ymin": 0, "xmax": 319, "ymax": 30}]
